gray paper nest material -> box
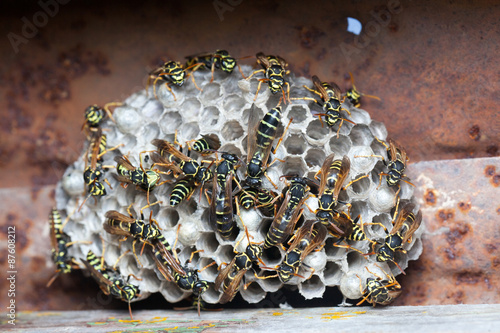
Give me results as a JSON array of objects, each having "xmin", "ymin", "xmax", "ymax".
[{"xmin": 56, "ymin": 64, "xmax": 421, "ymax": 305}]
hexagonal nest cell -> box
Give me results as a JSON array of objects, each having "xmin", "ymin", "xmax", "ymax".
[{"xmin": 54, "ymin": 60, "xmax": 422, "ymax": 310}]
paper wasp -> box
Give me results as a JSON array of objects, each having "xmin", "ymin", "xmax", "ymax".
[
  {"xmin": 83, "ymin": 249, "xmax": 141, "ymax": 319},
  {"xmin": 372, "ymin": 202, "xmax": 422, "ymax": 268},
  {"xmin": 378, "ymin": 138, "xmax": 415, "ymax": 198},
  {"xmin": 185, "ymin": 49, "xmax": 242, "ymax": 83},
  {"xmin": 151, "ymin": 138, "xmax": 214, "ymax": 205},
  {"xmin": 208, "ymin": 152, "xmax": 240, "ymax": 240},
  {"xmin": 80, "ymin": 129, "xmax": 122, "ymax": 211},
  {"xmin": 263, "ymin": 176, "xmax": 309, "ymax": 250},
  {"xmin": 186, "ymin": 133, "xmax": 221, "ymax": 155},
  {"xmin": 314, "ymin": 154, "xmax": 367, "ymax": 235},
  {"xmin": 151, "ymin": 139, "xmax": 213, "ymax": 184},
  {"xmin": 246, "ymin": 52, "xmax": 290, "ymax": 102},
  {"xmin": 242, "ymin": 105, "xmax": 291, "ymax": 196},
  {"xmin": 150, "ymin": 225, "xmax": 212, "ymax": 316},
  {"xmin": 147, "ymin": 60, "xmax": 201, "ymax": 101},
  {"xmin": 356, "ymin": 138, "xmax": 414, "ymax": 199},
  {"xmin": 356, "ymin": 265, "xmax": 402, "ymax": 306},
  {"xmin": 103, "ymin": 202, "xmax": 164, "ymax": 266},
  {"xmin": 239, "ymin": 188, "xmax": 279, "ymax": 216},
  {"xmin": 327, "ymin": 210, "xmax": 376, "ymax": 255},
  {"xmin": 277, "ymin": 220, "xmax": 327, "ymax": 283},
  {"xmin": 292, "ymin": 75, "xmax": 355, "ymax": 138},
  {"xmin": 82, "ymin": 102, "xmax": 122, "ymax": 135},
  {"xmin": 214, "ymin": 223, "xmax": 264, "ymax": 304},
  {"xmin": 343, "ymin": 72, "xmax": 381, "ymax": 108},
  {"xmin": 47, "ymin": 208, "xmax": 89, "ymax": 287},
  {"xmin": 114, "ymin": 154, "xmax": 169, "ymax": 205}
]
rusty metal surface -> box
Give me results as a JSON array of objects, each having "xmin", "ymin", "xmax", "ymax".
[
  {"xmin": 0, "ymin": 0, "xmax": 498, "ymax": 311},
  {"xmin": 0, "ymin": 0, "xmax": 498, "ymax": 189},
  {"xmin": 395, "ymin": 156, "xmax": 500, "ymax": 305},
  {"xmin": 3, "ymin": 305, "xmax": 500, "ymax": 332}
]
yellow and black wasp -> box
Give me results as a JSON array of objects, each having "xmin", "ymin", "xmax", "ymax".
[
  {"xmin": 327, "ymin": 210, "xmax": 376, "ymax": 255},
  {"xmin": 80, "ymin": 129, "xmax": 122, "ymax": 211},
  {"xmin": 374, "ymin": 202, "xmax": 422, "ymax": 266},
  {"xmin": 246, "ymin": 52, "xmax": 290, "ymax": 103},
  {"xmin": 114, "ymin": 154, "xmax": 168, "ymax": 206},
  {"xmin": 147, "ymin": 60, "xmax": 201, "ymax": 101},
  {"xmin": 151, "ymin": 138, "xmax": 214, "ymax": 206},
  {"xmin": 277, "ymin": 220, "xmax": 327, "ymax": 283},
  {"xmin": 343, "ymin": 72, "xmax": 381, "ymax": 108},
  {"xmin": 356, "ymin": 265, "xmax": 402, "ymax": 306},
  {"xmin": 314, "ymin": 154, "xmax": 358, "ymax": 235},
  {"xmin": 81, "ymin": 102, "xmax": 122, "ymax": 136},
  {"xmin": 149, "ymin": 224, "xmax": 213, "ymax": 316},
  {"xmin": 214, "ymin": 224, "xmax": 264, "ymax": 304},
  {"xmin": 151, "ymin": 139, "xmax": 213, "ymax": 184},
  {"xmin": 209, "ymin": 153, "xmax": 240, "ymax": 240},
  {"xmin": 293, "ymin": 75, "xmax": 356, "ymax": 138},
  {"xmin": 263, "ymin": 176, "xmax": 309, "ymax": 250},
  {"xmin": 186, "ymin": 134, "xmax": 221, "ymax": 155},
  {"xmin": 354, "ymin": 137, "xmax": 414, "ymax": 200},
  {"xmin": 185, "ymin": 49, "xmax": 241, "ymax": 83},
  {"xmin": 47, "ymin": 208, "xmax": 87, "ymax": 287},
  {"xmin": 240, "ymin": 105, "xmax": 291, "ymax": 208},
  {"xmin": 83, "ymin": 249, "xmax": 141, "ymax": 319},
  {"xmin": 377, "ymin": 138, "xmax": 415, "ymax": 198},
  {"xmin": 103, "ymin": 202, "xmax": 165, "ymax": 266},
  {"xmin": 239, "ymin": 188, "xmax": 279, "ymax": 217}
]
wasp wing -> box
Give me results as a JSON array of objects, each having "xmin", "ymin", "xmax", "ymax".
[
  {"xmin": 246, "ymin": 104, "xmax": 261, "ymax": 164},
  {"xmin": 318, "ymin": 153, "xmax": 335, "ymax": 195},
  {"xmin": 300, "ymin": 222, "xmax": 327, "ymax": 262},
  {"xmin": 389, "ymin": 203, "xmax": 416, "ymax": 235},
  {"xmin": 255, "ymin": 52, "xmax": 271, "ymax": 69},
  {"xmin": 332, "ymin": 156, "xmax": 351, "ymax": 199},
  {"xmin": 218, "ymin": 268, "xmax": 247, "ymax": 304},
  {"xmin": 402, "ymin": 210, "xmax": 422, "ymax": 244},
  {"xmin": 152, "ymin": 139, "xmax": 190, "ymax": 162},
  {"xmin": 154, "ymin": 239, "xmax": 186, "ymax": 277},
  {"xmin": 214, "ymin": 256, "xmax": 237, "ymax": 290},
  {"xmin": 103, "ymin": 210, "xmax": 135, "ymax": 236}
]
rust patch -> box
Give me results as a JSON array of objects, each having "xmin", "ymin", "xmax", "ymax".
[
  {"xmin": 436, "ymin": 209, "xmax": 454, "ymax": 223},
  {"xmin": 424, "ymin": 189, "xmax": 437, "ymax": 205},
  {"xmin": 455, "ymin": 271, "xmax": 483, "ymax": 285},
  {"xmin": 491, "ymin": 174, "xmax": 500, "ymax": 187},
  {"xmin": 486, "ymin": 144, "xmax": 498, "ymax": 156},
  {"xmin": 484, "ymin": 165, "xmax": 496, "ymax": 177},
  {"xmin": 485, "ymin": 244, "xmax": 497, "ymax": 254},
  {"xmin": 16, "ymin": 226, "xmax": 29, "ymax": 252},
  {"xmin": 31, "ymin": 186, "xmax": 42, "ymax": 201},
  {"xmin": 49, "ymin": 188, "xmax": 56, "ymax": 200},
  {"xmin": 295, "ymin": 25, "xmax": 325, "ymax": 49},
  {"xmin": 447, "ymin": 290, "xmax": 464, "ymax": 304},
  {"xmin": 444, "ymin": 247, "xmax": 458, "ymax": 260},
  {"xmin": 468, "ymin": 124, "xmax": 481, "ymax": 141},
  {"xmin": 457, "ymin": 201, "xmax": 471, "ymax": 213},
  {"xmin": 492, "ymin": 258, "xmax": 500, "ymax": 268},
  {"xmin": 57, "ymin": 44, "xmax": 111, "ymax": 78},
  {"xmin": 0, "ymin": 213, "xmax": 17, "ymax": 234},
  {"xmin": 446, "ymin": 222, "xmax": 470, "ymax": 245},
  {"xmin": 388, "ymin": 22, "xmax": 399, "ymax": 33},
  {"xmin": 31, "ymin": 256, "xmax": 46, "ymax": 272}
]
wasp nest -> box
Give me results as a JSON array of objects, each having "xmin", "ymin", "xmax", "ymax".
[{"xmin": 56, "ymin": 62, "xmax": 422, "ymax": 306}]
